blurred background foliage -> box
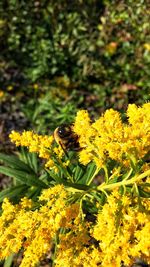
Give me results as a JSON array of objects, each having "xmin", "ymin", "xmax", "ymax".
[{"xmin": 0, "ymin": 0, "xmax": 150, "ymax": 134}]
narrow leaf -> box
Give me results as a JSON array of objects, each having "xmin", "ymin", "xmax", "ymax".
[
  {"xmin": 30, "ymin": 153, "xmax": 38, "ymax": 173},
  {"xmin": 4, "ymin": 254, "xmax": 15, "ymax": 267},
  {"xmin": 73, "ymin": 165, "xmax": 84, "ymax": 182},
  {"xmin": 77, "ymin": 162, "xmax": 97, "ymax": 185},
  {"xmin": 138, "ymin": 188, "xmax": 150, "ymax": 198},
  {"xmin": 46, "ymin": 169, "xmax": 62, "ymax": 183},
  {"xmin": 63, "ymin": 181, "xmax": 90, "ymax": 191},
  {"xmin": 0, "ymin": 153, "xmax": 34, "ymax": 173},
  {"xmin": 0, "ymin": 185, "xmax": 29, "ymax": 202},
  {"xmin": 0, "ymin": 166, "xmax": 47, "ymax": 188}
]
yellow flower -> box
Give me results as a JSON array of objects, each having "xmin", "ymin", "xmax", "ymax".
[
  {"xmin": 73, "ymin": 103, "xmax": 150, "ymax": 167},
  {"xmin": 0, "ymin": 90, "xmax": 4, "ymax": 98},
  {"xmin": 9, "ymin": 130, "xmax": 55, "ymax": 168},
  {"xmin": 33, "ymin": 83, "xmax": 39, "ymax": 90},
  {"xmin": 7, "ymin": 85, "xmax": 13, "ymax": 91},
  {"xmin": 143, "ymin": 43, "xmax": 150, "ymax": 51},
  {"xmin": 0, "ymin": 186, "xmax": 77, "ymax": 266},
  {"xmin": 10, "ymin": 103, "xmax": 150, "ymax": 170},
  {"xmin": 92, "ymin": 193, "xmax": 150, "ymax": 267},
  {"xmin": 0, "ymin": 184, "xmax": 150, "ymax": 266},
  {"xmin": 73, "ymin": 110, "xmax": 92, "ymax": 137}
]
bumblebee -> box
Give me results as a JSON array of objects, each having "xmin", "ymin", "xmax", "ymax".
[{"xmin": 54, "ymin": 124, "xmax": 80, "ymax": 152}]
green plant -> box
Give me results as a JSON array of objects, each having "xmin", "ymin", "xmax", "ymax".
[
  {"xmin": 0, "ymin": 150, "xmax": 47, "ymax": 205},
  {"xmin": 0, "ymin": 103, "xmax": 149, "ymax": 267},
  {"xmin": 0, "ymin": 0, "xmax": 150, "ymax": 132}
]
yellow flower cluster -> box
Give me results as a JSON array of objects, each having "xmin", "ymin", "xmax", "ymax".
[
  {"xmin": 9, "ymin": 130, "xmax": 57, "ymax": 169},
  {"xmin": 73, "ymin": 103, "xmax": 150, "ymax": 168},
  {"xmin": 55, "ymin": 192, "xmax": 150, "ymax": 267},
  {"xmin": 0, "ymin": 185, "xmax": 80, "ymax": 267},
  {"xmin": 9, "ymin": 131, "xmax": 54, "ymax": 158},
  {"xmin": 92, "ymin": 191, "xmax": 150, "ymax": 267},
  {"xmin": 9, "ymin": 103, "xmax": 150, "ymax": 171},
  {"xmin": 1, "ymin": 103, "xmax": 149, "ymax": 267},
  {"xmin": 0, "ymin": 186, "xmax": 150, "ymax": 267}
]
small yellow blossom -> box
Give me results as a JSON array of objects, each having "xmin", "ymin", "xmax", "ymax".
[
  {"xmin": 7, "ymin": 85, "xmax": 13, "ymax": 91},
  {"xmin": 33, "ymin": 83, "xmax": 39, "ymax": 90},
  {"xmin": 73, "ymin": 110, "xmax": 93, "ymax": 142},
  {"xmin": 0, "ymin": 90, "xmax": 4, "ymax": 98},
  {"xmin": 143, "ymin": 43, "xmax": 150, "ymax": 51}
]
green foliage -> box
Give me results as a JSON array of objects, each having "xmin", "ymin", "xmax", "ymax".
[
  {"xmin": 0, "ymin": 149, "xmax": 98, "ymax": 206},
  {"xmin": 21, "ymin": 84, "xmax": 82, "ymax": 132},
  {"xmin": 0, "ymin": 151, "xmax": 48, "ymax": 203},
  {"xmin": 0, "ymin": 146, "xmax": 150, "ymax": 211},
  {"xmin": 0, "ymin": 0, "xmax": 150, "ymax": 131}
]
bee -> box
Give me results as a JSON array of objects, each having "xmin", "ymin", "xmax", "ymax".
[{"xmin": 53, "ymin": 124, "xmax": 80, "ymax": 153}]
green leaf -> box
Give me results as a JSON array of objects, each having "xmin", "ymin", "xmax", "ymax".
[
  {"xmin": 26, "ymin": 152, "xmax": 38, "ymax": 173},
  {"xmin": 140, "ymin": 183, "xmax": 150, "ymax": 187},
  {"xmin": 73, "ymin": 165, "xmax": 84, "ymax": 182},
  {"xmin": 90, "ymin": 191, "xmax": 103, "ymax": 202},
  {"xmin": 0, "ymin": 153, "xmax": 34, "ymax": 173},
  {"xmin": 30, "ymin": 153, "xmax": 38, "ymax": 173},
  {"xmin": 53, "ymin": 161, "xmax": 70, "ymax": 180},
  {"xmin": 121, "ymin": 168, "xmax": 133, "ymax": 181},
  {"xmin": 77, "ymin": 162, "xmax": 97, "ymax": 185},
  {"xmin": 0, "ymin": 166, "xmax": 47, "ymax": 188},
  {"xmin": 138, "ymin": 187, "xmax": 150, "ymax": 198},
  {"xmin": 4, "ymin": 254, "xmax": 15, "ymax": 267},
  {"xmin": 0, "ymin": 185, "xmax": 29, "ymax": 202},
  {"xmin": 26, "ymin": 187, "xmax": 42, "ymax": 200},
  {"xmin": 19, "ymin": 148, "xmax": 38, "ymax": 173},
  {"xmin": 63, "ymin": 181, "xmax": 90, "ymax": 191},
  {"xmin": 108, "ymin": 176, "xmax": 119, "ymax": 184},
  {"xmin": 39, "ymin": 172, "xmax": 50, "ymax": 182},
  {"xmin": 46, "ymin": 169, "xmax": 62, "ymax": 183},
  {"xmin": 99, "ymin": 191, "xmax": 107, "ymax": 205}
]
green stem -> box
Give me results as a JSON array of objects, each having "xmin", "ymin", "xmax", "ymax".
[
  {"xmin": 52, "ymin": 233, "xmax": 59, "ymax": 267},
  {"xmin": 103, "ymin": 165, "xmax": 109, "ymax": 183},
  {"xmin": 97, "ymin": 170, "xmax": 150, "ymax": 192},
  {"xmin": 87, "ymin": 167, "xmax": 100, "ymax": 185},
  {"xmin": 123, "ymin": 168, "xmax": 133, "ymax": 181}
]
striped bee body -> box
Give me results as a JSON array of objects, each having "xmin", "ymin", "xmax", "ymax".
[{"xmin": 54, "ymin": 124, "xmax": 80, "ymax": 152}]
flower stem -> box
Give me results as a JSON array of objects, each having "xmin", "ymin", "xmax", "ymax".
[
  {"xmin": 87, "ymin": 167, "xmax": 100, "ymax": 185},
  {"xmin": 97, "ymin": 170, "xmax": 150, "ymax": 192}
]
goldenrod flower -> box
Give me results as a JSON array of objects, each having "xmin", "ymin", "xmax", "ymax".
[
  {"xmin": 1, "ymin": 103, "xmax": 149, "ymax": 267},
  {"xmin": 92, "ymin": 193, "xmax": 150, "ymax": 267},
  {"xmin": 73, "ymin": 103, "xmax": 150, "ymax": 168},
  {"xmin": 9, "ymin": 103, "xmax": 150, "ymax": 171},
  {"xmin": 9, "ymin": 130, "xmax": 54, "ymax": 167},
  {"xmin": 0, "ymin": 186, "xmax": 81, "ymax": 266}
]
